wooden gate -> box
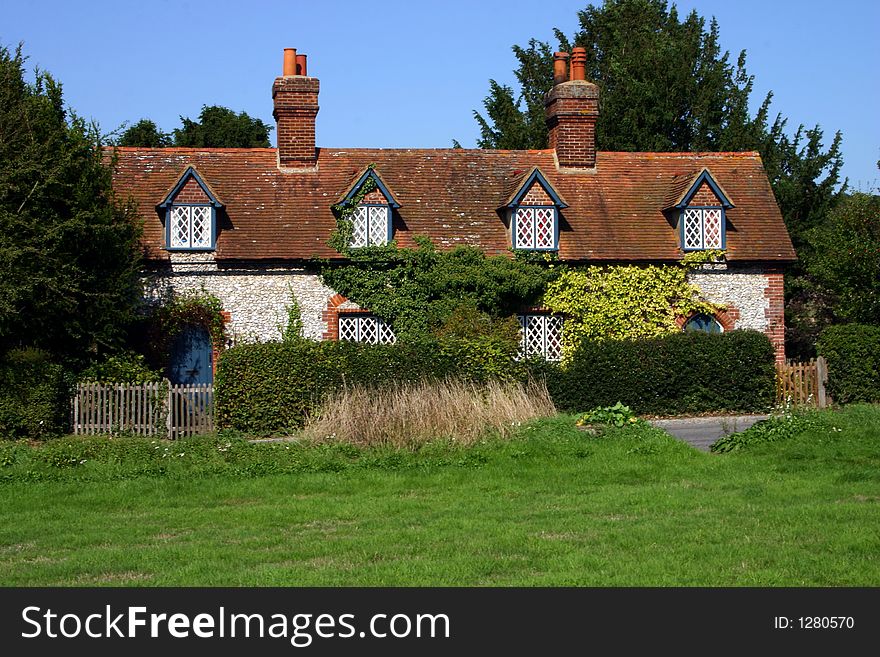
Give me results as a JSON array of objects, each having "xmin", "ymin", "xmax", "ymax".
[
  {"xmin": 72, "ymin": 382, "xmax": 214, "ymax": 439},
  {"xmin": 775, "ymin": 357, "xmax": 829, "ymax": 408}
]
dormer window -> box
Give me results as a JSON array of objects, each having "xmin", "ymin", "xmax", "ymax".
[
  {"xmin": 665, "ymin": 168, "xmax": 733, "ymax": 252},
  {"xmin": 350, "ymin": 205, "xmax": 390, "ymax": 248},
  {"xmin": 157, "ymin": 166, "xmax": 223, "ymax": 251},
  {"xmin": 503, "ymin": 167, "xmax": 567, "ymax": 252},
  {"xmin": 336, "ymin": 167, "xmax": 400, "ymax": 249}
]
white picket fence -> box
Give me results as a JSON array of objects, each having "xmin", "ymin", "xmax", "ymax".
[{"xmin": 72, "ymin": 382, "xmax": 214, "ymax": 439}]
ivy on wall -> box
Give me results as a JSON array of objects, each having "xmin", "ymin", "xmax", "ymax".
[
  {"xmin": 328, "ymin": 165, "xmax": 379, "ymax": 255},
  {"xmin": 319, "ymin": 238, "xmax": 553, "ymax": 342},
  {"xmin": 543, "ymin": 263, "xmax": 722, "ymax": 357}
]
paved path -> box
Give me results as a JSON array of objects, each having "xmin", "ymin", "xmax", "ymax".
[{"xmin": 650, "ymin": 415, "xmax": 769, "ymax": 452}]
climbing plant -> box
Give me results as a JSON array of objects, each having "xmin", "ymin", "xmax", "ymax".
[
  {"xmin": 328, "ymin": 165, "xmax": 380, "ymax": 255},
  {"xmin": 319, "ymin": 238, "xmax": 554, "ymax": 342},
  {"xmin": 543, "ymin": 263, "xmax": 722, "ymax": 357},
  {"xmin": 146, "ymin": 290, "xmax": 226, "ymax": 369}
]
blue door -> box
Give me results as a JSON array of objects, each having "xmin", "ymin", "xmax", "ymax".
[{"xmin": 169, "ymin": 325, "xmax": 213, "ymax": 384}]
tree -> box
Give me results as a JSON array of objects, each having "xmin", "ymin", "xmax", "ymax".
[
  {"xmin": 806, "ymin": 192, "xmax": 880, "ymax": 326},
  {"xmin": 173, "ymin": 105, "xmax": 273, "ymax": 148},
  {"xmin": 118, "ymin": 118, "xmax": 171, "ymax": 147},
  {"xmin": 0, "ymin": 44, "xmax": 142, "ymax": 366},
  {"xmin": 471, "ymin": 0, "xmax": 845, "ymax": 358}
]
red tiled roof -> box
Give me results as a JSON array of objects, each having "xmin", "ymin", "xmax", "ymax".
[{"xmin": 110, "ymin": 146, "xmax": 796, "ymax": 262}]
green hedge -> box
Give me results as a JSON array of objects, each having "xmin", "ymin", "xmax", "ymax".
[
  {"xmin": 547, "ymin": 330, "xmax": 776, "ymax": 415},
  {"xmin": 817, "ymin": 324, "xmax": 880, "ymax": 404},
  {"xmin": 215, "ymin": 337, "xmax": 517, "ymax": 433},
  {"xmin": 0, "ymin": 348, "xmax": 70, "ymax": 439}
]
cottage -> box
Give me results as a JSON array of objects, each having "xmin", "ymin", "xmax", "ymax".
[{"xmin": 111, "ymin": 47, "xmax": 795, "ymax": 383}]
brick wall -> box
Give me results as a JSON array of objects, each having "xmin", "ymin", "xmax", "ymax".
[
  {"xmin": 520, "ymin": 182, "xmax": 554, "ymax": 205},
  {"xmin": 172, "ymin": 177, "xmax": 211, "ymax": 204},
  {"xmin": 764, "ymin": 270, "xmax": 786, "ymax": 365},
  {"xmin": 689, "ymin": 183, "xmax": 720, "ymax": 206},
  {"xmin": 360, "ymin": 187, "xmax": 389, "ymax": 204},
  {"xmin": 273, "ymin": 76, "xmax": 319, "ymax": 168},
  {"xmin": 545, "ymin": 81, "xmax": 599, "ymax": 169}
]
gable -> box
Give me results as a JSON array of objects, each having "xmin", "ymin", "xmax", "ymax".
[
  {"xmin": 172, "ymin": 176, "xmax": 211, "ymax": 204},
  {"xmin": 337, "ymin": 167, "xmax": 400, "ymax": 208},
  {"xmin": 519, "ymin": 181, "xmax": 555, "ymax": 206},
  {"xmin": 503, "ymin": 167, "xmax": 567, "ymax": 208},
  {"xmin": 664, "ymin": 168, "xmax": 733, "ymax": 210}
]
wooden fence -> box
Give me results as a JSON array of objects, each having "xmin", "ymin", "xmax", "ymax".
[
  {"xmin": 776, "ymin": 356, "xmax": 829, "ymax": 408},
  {"xmin": 72, "ymin": 382, "xmax": 214, "ymax": 439}
]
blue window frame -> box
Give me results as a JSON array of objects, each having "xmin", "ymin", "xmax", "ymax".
[{"xmin": 337, "ymin": 168, "xmax": 400, "ymax": 249}]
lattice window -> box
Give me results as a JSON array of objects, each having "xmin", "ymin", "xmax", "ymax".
[
  {"xmin": 349, "ymin": 205, "xmax": 390, "ymax": 248},
  {"xmin": 168, "ymin": 205, "xmax": 214, "ymax": 249},
  {"xmin": 682, "ymin": 207, "xmax": 724, "ymax": 250},
  {"xmin": 513, "ymin": 207, "xmax": 557, "ymax": 250},
  {"xmin": 338, "ymin": 315, "xmax": 396, "ymax": 345},
  {"xmin": 518, "ymin": 314, "xmax": 563, "ymax": 361}
]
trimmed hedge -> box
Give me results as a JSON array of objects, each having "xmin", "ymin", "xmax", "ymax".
[
  {"xmin": 548, "ymin": 330, "xmax": 776, "ymax": 415},
  {"xmin": 215, "ymin": 337, "xmax": 517, "ymax": 433},
  {"xmin": 0, "ymin": 348, "xmax": 70, "ymax": 439},
  {"xmin": 817, "ymin": 324, "xmax": 880, "ymax": 404}
]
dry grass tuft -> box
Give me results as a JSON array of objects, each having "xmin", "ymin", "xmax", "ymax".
[{"xmin": 301, "ymin": 378, "xmax": 556, "ymax": 448}]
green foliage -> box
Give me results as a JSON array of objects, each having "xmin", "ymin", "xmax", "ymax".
[
  {"xmin": 434, "ymin": 301, "xmax": 521, "ymax": 349},
  {"xmin": 805, "ymin": 193, "xmax": 880, "ymax": 325},
  {"xmin": 543, "ymin": 265, "xmax": 721, "ymax": 357},
  {"xmin": 0, "ymin": 348, "xmax": 69, "ymax": 439},
  {"xmin": 319, "ymin": 240, "xmax": 553, "ymax": 342},
  {"xmin": 118, "ymin": 118, "xmax": 171, "ymax": 147},
  {"xmin": 146, "ymin": 290, "xmax": 225, "ymax": 370},
  {"xmin": 470, "ymin": 1, "xmax": 845, "ymax": 359},
  {"xmin": 816, "ymin": 324, "xmax": 880, "ymax": 404},
  {"xmin": 549, "ymin": 330, "xmax": 775, "ymax": 415},
  {"xmin": 0, "ymin": 43, "xmax": 143, "ymax": 366},
  {"xmin": 576, "ymin": 402, "xmax": 643, "ymax": 428},
  {"xmin": 215, "ymin": 338, "xmax": 520, "ymax": 433},
  {"xmin": 329, "ymin": 169, "xmax": 378, "ymax": 254},
  {"xmin": 710, "ymin": 411, "xmax": 822, "ymax": 453},
  {"xmin": 78, "ymin": 352, "xmax": 161, "ymax": 384},
  {"xmin": 173, "ymin": 105, "xmax": 273, "ymax": 148},
  {"xmin": 680, "ymin": 249, "xmax": 726, "ymax": 266},
  {"xmin": 282, "ymin": 292, "xmax": 305, "ymax": 343}
]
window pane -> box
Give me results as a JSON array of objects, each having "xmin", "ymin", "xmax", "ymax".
[
  {"xmin": 703, "ymin": 208, "xmax": 722, "ymax": 248},
  {"xmin": 367, "ymin": 206, "xmax": 389, "ymax": 246},
  {"xmin": 190, "ymin": 206, "xmax": 212, "ymax": 248},
  {"xmin": 684, "ymin": 314, "xmax": 722, "ymax": 333},
  {"xmin": 350, "ymin": 206, "xmax": 369, "ymax": 248},
  {"xmin": 170, "ymin": 206, "xmax": 191, "ymax": 248},
  {"xmin": 534, "ymin": 208, "xmax": 555, "ymax": 249},
  {"xmin": 515, "ymin": 208, "xmax": 535, "ymax": 249},
  {"xmin": 338, "ymin": 315, "xmax": 396, "ymax": 344},
  {"xmin": 517, "ymin": 314, "xmax": 563, "ymax": 361},
  {"xmin": 683, "ymin": 208, "xmax": 703, "ymax": 249}
]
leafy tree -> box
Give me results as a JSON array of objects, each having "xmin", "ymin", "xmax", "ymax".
[
  {"xmin": 805, "ymin": 192, "xmax": 880, "ymax": 326},
  {"xmin": 118, "ymin": 118, "xmax": 171, "ymax": 147},
  {"xmin": 0, "ymin": 44, "xmax": 142, "ymax": 366},
  {"xmin": 471, "ymin": 0, "xmax": 845, "ymax": 358},
  {"xmin": 173, "ymin": 105, "xmax": 273, "ymax": 148}
]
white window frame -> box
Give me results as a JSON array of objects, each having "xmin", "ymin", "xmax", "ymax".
[
  {"xmin": 167, "ymin": 204, "xmax": 214, "ymax": 250},
  {"xmin": 517, "ymin": 314, "xmax": 563, "ymax": 361},
  {"xmin": 338, "ymin": 314, "xmax": 396, "ymax": 345},
  {"xmin": 681, "ymin": 206, "xmax": 724, "ymax": 250},
  {"xmin": 513, "ymin": 206, "xmax": 558, "ymax": 250},
  {"xmin": 350, "ymin": 204, "xmax": 391, "ymax": 248}
]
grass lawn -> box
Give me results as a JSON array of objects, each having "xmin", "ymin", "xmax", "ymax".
[{"xmin": 0, "ymin": 405, "xmax": 878, "ymax": 586}]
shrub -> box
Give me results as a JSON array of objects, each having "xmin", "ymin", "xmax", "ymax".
[
  {"xmin": 0, "ymin": 348, "xmax": 70, "ymax": 439},
  {"xmin": 301, "ymin": 378, "xmax": 556, "ymax": 448},
  {"xmin": 817, "ymin": 324, "xmax": 880, "ymax": 404},
  {"xmin": 576, "ymin": 402, "xmax": 643, "ymax": 428},
  {"xmin": 78, "ymin": 352, "xmax": 161, "ymax": 384},
  {"xmin": 550, "ymin": 330, "xmax": 775, "ymax": 416},
  {"xmin": 215, "ymin": 337, "xmax": 518, "ymax": 433},
  {"xmin": 710, "ymin": 411, "xmax": 822, "ymax": 453}
]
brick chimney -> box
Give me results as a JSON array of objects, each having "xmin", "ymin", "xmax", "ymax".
[
  {"xmin": 273, "ymin": 48, "xmax": 319, "ymax": 168},
  {"xmin": 545, "ymin": 47, "xmax": 599, "ymax": 169}
]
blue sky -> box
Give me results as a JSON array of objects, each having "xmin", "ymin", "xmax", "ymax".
[{"xmin": 3, "ymin": 0, "xmax": 878, "ymax": 189}]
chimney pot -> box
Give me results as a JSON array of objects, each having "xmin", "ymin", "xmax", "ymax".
[
  {"xmin": 570, "ymin": 47, "xmax": 587, "ymax": 81},
  {"xmin": 296, "ymin": 54, "xmax": 307, "ymax": 76},
  {"xmin": 283, "ymin": 48, "xmax": 297, "ymax": 76},
  {"xmin": 553, "ymin": 52, "xmax": 569, "ymax": 85}
]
